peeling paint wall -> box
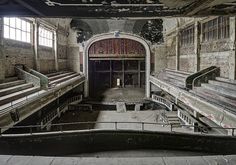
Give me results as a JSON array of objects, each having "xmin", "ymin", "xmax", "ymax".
[
  {"xmin": 161, "ymin": 17, "xmax": 236, "ymax": 79},
  {"xmin": 0, "ymin": 18, "xmax": 70, "ymax": 77}
]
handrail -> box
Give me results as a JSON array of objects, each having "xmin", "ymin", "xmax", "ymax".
[
  {"xmin": 15, "ymin": 66, "xmax": 41, "ymax": 87},
  {"xmin": 0, "ymin": 75, "xmax": 85, "ymax": 116},
  {"xmin": 192, "ymin": 67, "xmax": 220, "ymax": 88},
  {"xmin": 40, "ymin": 95, "xmax": 83, "ymax": 129},
  {"xmin": 185, "ymin": 66, "xmax": 220, "ymax": 89},
  {"xmin": 1, "ymin": 121, "xmax": 236, "ymax": 136},
  {"xmin": 151, "ymin": 94, "xmax": 174, "ymax": 111}
]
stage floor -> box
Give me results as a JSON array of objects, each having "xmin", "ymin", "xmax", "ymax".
[{"xmin": 90, "ymin": 87, "xmax": 145, "ymax": 103}]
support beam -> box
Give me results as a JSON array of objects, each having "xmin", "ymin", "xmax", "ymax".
[
  {"xmin": 194, "ymin": 20, "xmax": 200, "ymax": 72},
  {"xmin": 229, "ymin": 17, "xmax": 236, "ymax": 80},
  {"xmin": 33, "ymin": 19, "xmax": 40, "ymax": 71},
  {"xmin": 54, "ymin": 31, "xmax": 59, "ymax": 71},
  {"xmin": 0, "ymin": 17, "xmax": 5, "ymax": 80},
  {"xmin": 175, "ymin": 20, "xmax": 180, "ymax": 71}
]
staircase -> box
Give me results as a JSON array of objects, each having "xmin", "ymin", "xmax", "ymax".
[
  {"xmin": 0, "ymin": 77, "xmax": 40, "ymax": 108},
  {"xmin": 160, "ymin": 111, "xmax": 181, "ymax": 128},
  {"xmin": 46, "ymin": 71, "xmax": 80, "ymax": 87},
  {"xmin": 190, "ymin": 77, "xmax": 236, "ymax": 113},
  {"xmin": 156, "ymin": 69, "xmax": 190, "ymax": 89}
]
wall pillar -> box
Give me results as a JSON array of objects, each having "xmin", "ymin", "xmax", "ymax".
[
  {"xmin": 33, "ymin": 20, "xmax": 40, "ymax": 71},
  {"xmin": 194, "ymin": 20, "xmax": 200, "ymax": 72},
  {"xmin": 0, "ymin": 17, "xmax": 5, "ymax": 80},
  {"xmin": 175, "ymin": 20, "xmax": 180, "ymax": 71},
  {"xmin": 229, "ymin": 17, "xmax": 236, "ymax": 80},
  {"xmin": 54, "ymin": 31, "xmax": 59, "ymax": 71}
]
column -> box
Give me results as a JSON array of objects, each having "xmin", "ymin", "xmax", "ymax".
[
  {"xmin": 33, "ymin": 19, "xmax": 40, "ymax": 71},
  {"xmin": 229, "ymin": 17, "xmax": 236, "ymax": 80},
  {"xmin": 176, "ymin": 20, "xmax": 180, "ymax": 71},
  {"xmin": 54, "ymin": 31, "xmax": 59, "ymax": 71},
  {"xmin": 0, "ymin": 17, "xmax": 5, "ymax": 80},
  {"xmin": 194, "ymin": 20, "xmax": 200, "ymax": 72}
]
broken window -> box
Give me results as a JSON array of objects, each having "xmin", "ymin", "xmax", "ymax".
[
  {"xmin": 180, "ymin": 25, "xmax": 194, "ymax": 47},
  {"xmin": 202, "ymin": 16, "xmax": 229, "ymax": 42}
]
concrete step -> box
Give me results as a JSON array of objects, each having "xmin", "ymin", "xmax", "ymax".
[
  {"xmin": 163, "ymin": 78, "xmax": 186, "ymax": 89},
  {"xmin": 201, "ymin": 83, "xmax": 236, "ymax": 98},
  {"xmin": 0, "ymin": 83, "xmax": 33, "ymax": 97},
  {"xmin": 166, "ymin": 71, "xmax": 189, "ymax": 78},
  {"xmin": 46, "ymin": 71, "xmax": 67, "ymax": 77},
  {"xmin": 0, "ymin": 77, "xmax": 18, "ymax": 83},
  {"xmin": 165, "ymin": 69, "xmax": 190, "ymax": 76},
  {"xmin": 49, "ymin": 73, "xmax": 79, "ymax": 85},
  {"xmin": 208, "ymin": 80, "xmax": 236, "ymax": 90},
  {"xmin": 191, "ymin": 87, "xmax": 236, "ymax": 113},
  {"xmin": 0, "ymin": 80, "xmax": 25, "ymax": 89},
  {"xmin": 165, "ymin": 74, "xmax": 186, "ymax": 82},
  {"xmin": 0, "ymin": 86, "xmax": 40, "ymax": 106},
  {"xmin": 216, "ymin": 77, "xmax": 236, "ymax": 85},
  {"xmin": 48, "ymin": 72, "xmax": 74, "ymax": 81}
]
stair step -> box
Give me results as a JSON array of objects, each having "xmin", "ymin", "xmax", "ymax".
[
  {"xmin": 0, "ymin": 86, "xmax": 40, "ymax": 106},
  {"xmin": 165, "ymin": 69, "xmax": 190, "ymax": 76},
  {"xmin": 49, "ymin": 72, "xmax": 74, "ymax": 81},
  {"xmin": 166, "ymin": 71, "xmax": 189, "ymax": 78},
  {"xmin": 46, "ymin": 71, "xmax": 67, "ymax": 77},
  {"xmin": 191, "ymin": 88, "xmax": 236, "ymax": 113},
  {"xmin": 208, "ymin": 80, "xmax": 236, "ymax": 90},
  {"xmin": 215, "ymin": 77, "xmax": 236, "ymax": 85},
  {"xmin": 201, "ymin": 83, "xmax": 236, "ymax": 98},
  {"xmin": 49, "ymin": 73, "xmax": 79, "ymax": 85},
  {"xmin": 165, "ymin": 74, "xmax": 186, "ymax": 82},
  {"xmin": 0, "ymin": 77, "xmax": 18, "ymax": 83},
  {"xmin": 0, "ymin": 80, "xmax": 25, "ymax": 89},
  {"xmin": 0, "ymin": 83, "xmax": 33, "ymax": 97}
]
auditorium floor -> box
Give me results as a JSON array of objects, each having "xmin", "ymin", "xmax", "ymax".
[
  {"xmin": 89, "ymin": 88, "xmax": 145, "ymax": 103},
  {"xmin": 53, "ymin": 110, "xmax": 195, "ymax": 134}
]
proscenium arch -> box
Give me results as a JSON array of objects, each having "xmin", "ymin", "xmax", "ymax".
[{"xmin": 83, "ymin": 32, "xmax": 151, "ymax": 98}]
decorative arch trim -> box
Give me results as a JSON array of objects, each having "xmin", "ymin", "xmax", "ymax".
[{"xmin": 83, "ymin": 32, "xmax": 151, "ymax": 98}]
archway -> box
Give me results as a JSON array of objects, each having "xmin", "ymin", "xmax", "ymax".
[{"xmin": 83, "ymin": 32, "xmax": 151, "ymax": 98}]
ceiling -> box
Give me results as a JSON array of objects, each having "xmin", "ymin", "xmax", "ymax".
[{"xmin": 1, "ymin": 0, "xmax": 236, "ymax": 18}]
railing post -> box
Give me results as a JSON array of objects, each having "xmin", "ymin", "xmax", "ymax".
[
  {"xmin": 232, "ymin": 128, "xmax": 235, "ymax": 136},
  {"xmin": 60, "ymin": 125, "xmax": 63, "ymax": 132},
  {"xmin": 170, "ymin": 124, "xmax": 173, "ymax": 132},
  {"xmin": 30, "ymin": 127, "xmax": 33, "ymax": 134},
  {"xmin": 115, "ymin": 122, "xmax": 117, "ymax": 130},
  {"xmin": 141, "ymin": 122, "xmax": 144, "ymax": 131}
]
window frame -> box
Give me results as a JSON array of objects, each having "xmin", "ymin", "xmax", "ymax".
[
  {"xmin": 38, "ymin": 26, "xmax": 54, "ymax": 48},
  {"xmin": 202, "ymin": 16, "xmax": 229, "ymax": 42},
  {"xmin": 180, "ymin": 24, "xmax": 195, "ymax": 47},
  {"xmin": 3, "ymin": 17, "xmax": 31, "ymax": 43}
]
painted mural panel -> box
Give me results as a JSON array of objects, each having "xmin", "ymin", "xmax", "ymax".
[{"xmin": 89, "ymin": 38, "xmax": 145, "ymax": 58}]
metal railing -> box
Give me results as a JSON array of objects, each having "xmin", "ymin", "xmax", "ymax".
[
  {"xmin": 1, "ymin": 121, "xmax": 236, "ymax": 137},
  {"xmin": 185, "ymin": 66, "xmax": 220, "ymax": 89},
  {"xmin": 0, "ymin": 75, "xmax": 85, "ymax": 116},
  {"xmin": 40, "ymin": 95, "xmax": 83, "ymax": 129},
  {"xmin": 151, "ymin": 94, "xmax": 174, "ymax": 111},
  {"xmin": 192, "ymin": 67, "xmax": 220, "ymax": 87}
]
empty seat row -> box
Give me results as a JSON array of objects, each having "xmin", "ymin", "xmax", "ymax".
[
  {"xmin": 190, "ymin": 77, "xmax": 236, "ymax": 113},
  {"xmin": 0, "ymin": 77, "xmax": 40, "ymax": 108},
  {"xmin": 154, "ymin": 69, "xmax": 190, "ymax": 89}
]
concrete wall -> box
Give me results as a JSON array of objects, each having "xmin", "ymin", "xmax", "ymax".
[
  {"xmin": 161, "ymin": 17, "xmax": 236, "ymax": 79},
  {"xmin": 67, "ymin": 28, "xmax": 81, "ymax": 73},
  {"xmin": 0, "ymin": 130, "xmax": 236, "ymax": 156},
  {"xmin": 0, "ymin": 17, "xmax": 70, "ymax": 78}
]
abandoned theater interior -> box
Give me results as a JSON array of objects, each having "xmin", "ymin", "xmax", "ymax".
[{"xmin": 0, "ymin": 0, "xmax": 236, "ymax": 164}]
